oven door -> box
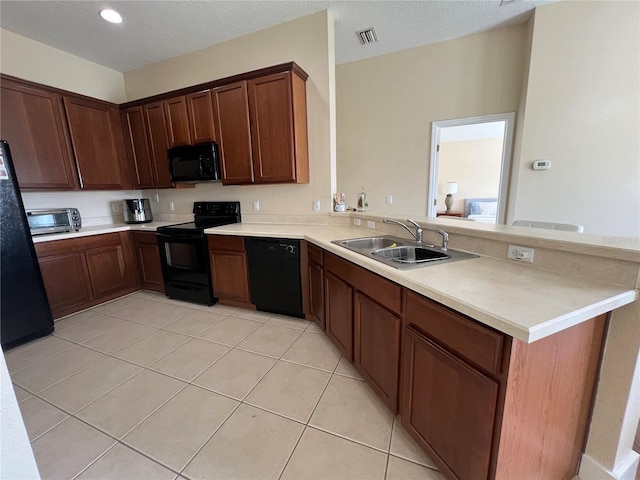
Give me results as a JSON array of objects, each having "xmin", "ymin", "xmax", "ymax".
[{"xmin": 156, "ymin": 232, "xmax": 210, "ymax": 286}]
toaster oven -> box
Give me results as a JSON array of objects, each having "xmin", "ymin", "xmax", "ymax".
[{"xmin": 27, "ymin": 208, "xmax": 81, "ymax": 235}]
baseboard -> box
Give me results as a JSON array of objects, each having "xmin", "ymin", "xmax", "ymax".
[{"xmin": 579, "ymin": 451, "xmax": 639, "ymax": 480}]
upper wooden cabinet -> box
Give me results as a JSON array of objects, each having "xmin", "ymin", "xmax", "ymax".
[
  {"xmin": 186, "ymin": 91, "xmax": 215, "ymax": 144},
  {"xmin": 121, "ymin": 106, "xmax": 154, "ymax": 189},
  {"xmin": 212, "ymin": 81, "xmax": 254, "ymax": 185},
  {"xmin": 63, "ymin": 95, "xmax": 132, "ymax": 190},
  {"xmin": 0, "ymin": 77, "xmax": 78, "ymax": 190},
  {"xmin": 143, "ymin": 102, "xmax": 174, "ymax": 188},
  {"xmin": 247, "ymin": 71, "xmax": 309, "ymax": 184},
  {"xmin": 164, "ymin": 96, "xmax": 192, "ymax": 147}
]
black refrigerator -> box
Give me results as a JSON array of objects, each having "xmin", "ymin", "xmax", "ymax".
[{"xmin": 0, "ymin": 140, "xmax": 54, "ymax": 350}]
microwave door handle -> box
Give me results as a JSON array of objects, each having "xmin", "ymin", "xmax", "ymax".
[{"xmin": 198, "ymin": 162, "xmax": 205, "ymax": 179}]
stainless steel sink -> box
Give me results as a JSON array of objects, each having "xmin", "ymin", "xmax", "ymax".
[
  {"xmin": 372, "ymin": 245, "xmax": 450, "ymax": 263},
  {"xmin": 332, "ymin": 235, "xmax": 477, "ymax": 269}
]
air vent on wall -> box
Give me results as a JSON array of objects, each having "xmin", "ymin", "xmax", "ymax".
[{"xmin": 357, "ymin": 27, "xmax": 378, "ymax": 45}]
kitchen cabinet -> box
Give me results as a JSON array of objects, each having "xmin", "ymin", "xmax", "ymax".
[
  {"xmin": 307, "ymin": 243, "xmax": 325, "ymax": 329},
  {"xmin": 208, "ymin": 235, "xmax": 253, "ymax": 308},
  {"xmin": 0, "ymin": 76, "xmax": 78, "ymax": 190},
  {"xmin": 63, "ymin": 95, "xmax": 132, "ymax": 190},
  {"xmin": 164, "ymin": 96, "xmax": 192, "ymax": 147},
  {"xmin": 402, "ymin": 290, "xmax": 607, "ymax": 480},
  {"xmin": 143, "ymin": 102, "xmax": 174, "ymax": 188},
  {"xmin": 324, "ymin": 252, "xmax": 402, "ymax": 410},
  {"xmin": 35, "ymin": 233, "xmax": 139, "ymax": 318},
  {"xmin": 212, "ymin": 81, "xmax": 254, "ymax": 184},
  {"xmin": 247, "ymin": 71, "xmax": 308, "ymax": 184},
  {"xmin": 186, "ymin": 91, "xmax": 216, "ymax": 144},
  {"xmin": 132, "ymin": 231, "xmax": 164, "ymax": 293},
  {"xmin": 121, "ymin": 106, "xmax": 155, "ymax": 189}
]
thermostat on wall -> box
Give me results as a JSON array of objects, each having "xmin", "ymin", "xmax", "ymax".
[{"xmin": 532, "ymin": 160, "xmax": 551, "ymax": 170}]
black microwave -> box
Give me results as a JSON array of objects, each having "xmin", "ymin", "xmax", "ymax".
[{"xmin": 168, "ymin": 143, "xmax": 221, "ymax": 182}]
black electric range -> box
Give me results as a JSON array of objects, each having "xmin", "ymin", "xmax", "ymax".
[{"xmin": 156, "ymin": 201, "xmax": 241, "ymax": 305}]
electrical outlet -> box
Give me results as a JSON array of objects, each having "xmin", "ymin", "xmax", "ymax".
[
  {"xmin": 367, "ymin": 220, "xmax": 376, "ymax": 229},
  {"xmin": 313, "ymin": 200, "xmax": 321, "ymax": 211},
  {"xmin": 111, "ymin": 203, "xmax": 119, "ymax": 213},
  {"xmin": 154, "ymin": 193, "xmax": 160, "ymax": 202},
  {"xmin": 386, "ymin": 195, "xmax": 393, "ymax": 205},
  {"xmin": 353, "ymin": 218, "xmax": 362, "ymax": 227},
  {"xmin": 253, "ymin": 200, "xmax": 260, "ymax": 211},
  {"xmin": 507, "ymin": 245, "xmax": 534, "ymax": 263},
  {"xmin": 169, "ymin": 202, "xmax": 175, "ymax": 212}
]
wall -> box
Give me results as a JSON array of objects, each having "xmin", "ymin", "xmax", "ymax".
[
  {"xmin": 438, "ymin": 138, "xmax": 503, "ymax": 212},
  {"xmin": 335, "ymin": 24, "xmax": 527, "ymax": 216},
  {"xmin": 0, "ymin": 28, "xmax": 126, "ymax": 103},
  {"xmin": 510, "ymin": 1, "xmax": 640, "ymax": 236},
  {"xmin": 124, "ymin": 11, "xmax": 335, "ymax": 218}
]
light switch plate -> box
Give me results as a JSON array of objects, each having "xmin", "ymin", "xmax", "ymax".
[
  {"xmin": 367, "ymin": 220, "xmax": 376, "ymax": 229},
  {"xmin": 253, "ymin": 200, "xmax": 260, "ymax": 211},
  {"xmin": 386, "ymin": 195, "xmax": 393, "ymax": 205},
  {"xmin": 110, "ymin": 202, "xmax": 119, "ymax": 213},
  {"xmin": 353, "ymin": 218, "xmax": 362, "ymax": 226}
]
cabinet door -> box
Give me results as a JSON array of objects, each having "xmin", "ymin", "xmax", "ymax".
[
  {"xmin": 143, "ymin": 102, "xmax": 174, "ymax": 188},
  {"xmin": 132, "ymin": 232, "xmax": 164, "ymax": 293},
  {"xmin": 402, "ymin": 327, "xmax": 498, "ymax": 480},
  {"xmin": 308, "ymin": 261, "xmax": 325, "ymax": 330},
  {"xmin": 85, "ymin": 245, "xmax": 128, "ymax": 298},
  {"xmin": 121, "ymin": 106, "xmax": 154, "ymax": 189},
  {"xmin": 247, "ymin": 72, "xmax": 296, "ymax": 183},
  {"xmin": 38, "ymin": 253, "xmax": 92, "ymax": 317},
  {"xmin": 212, "ymin": 81, "xmax": 254, "ymax": 184},
  {"xmin": 210, "ymin": 251, "xmax": 251, "ymax": 303},
  {"xmin": 63, "ymin": 96, "xmax": 131, "ymax": 190},
  {"xmin": 187, "ymin": 91, "xmax": 215, "ymax": 144},
  {"xmin": 325, "ymin": 272, "xmax": 353, "ymax": 361},
  {"xmin": 354, "ymin": 293, "xmax": 401, "ymax": 412},
  {"xmin": 164, "ymin": 96, "xmax": 192, "ymax": 147},
  {"xmin": 0, "ymin": 80, "xmax": 78, "ymax": 189}
]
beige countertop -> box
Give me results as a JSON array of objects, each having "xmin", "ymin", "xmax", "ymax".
[
  {"xmin": 31, "ymin": 222, "xmax": 177, "ymax": 243},
  {"xmin": 204, "ymin": 223, "xmax": 638, "ymax": 343}
]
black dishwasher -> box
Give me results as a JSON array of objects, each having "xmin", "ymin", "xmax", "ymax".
[{"xmin": 245, "ymin": 237, "xmax": 304, "ymax": 318}]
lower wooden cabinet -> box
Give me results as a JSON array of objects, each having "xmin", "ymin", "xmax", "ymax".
[
  {"xmin": 131, "ymin": 231, "xmax": 164, "ymax": 293},
  {"xmin": 354, "ymin": 292, "xmax": 401, "ymax": 412},
  {"xmin": 35, "ymin": 232, "xmax": 139, "ymax": 318},
  {"xmin": 324, "ymin": 271, "xmax": 353, "ymax": 361},
  {"xmin": 402, "ymin": 325, "xmax": 498, "ymax": 480},
  {"xmin": 208, "ymin": 235, "xmax": 252, "ymax": 308}
]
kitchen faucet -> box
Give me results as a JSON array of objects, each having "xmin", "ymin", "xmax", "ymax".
[
  {"xmin": 437, "ymin": 229, "xmax": 449, "ymax": 251},
  {"xmin": 383, "ymin": 218, "xmax": 423, "ymax": 244}
]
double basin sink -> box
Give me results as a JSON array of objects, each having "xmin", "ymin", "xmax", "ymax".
[{"xmin": 332, "ymin": 235, "xmax": 477, "ymax": 269}]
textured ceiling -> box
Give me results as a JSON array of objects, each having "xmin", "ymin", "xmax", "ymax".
[{"xmin": 0, "ymin": 1, "xmax": 549, "ymax": 73}]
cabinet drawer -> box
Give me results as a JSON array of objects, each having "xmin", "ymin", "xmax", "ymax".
[
  {"xmin": 308, "ymin": 243, "xmax": 323, "ymax": 265},
  {"xmin": 325, "ymin": 253, "xmax": 401, "ymax": 314},
  {"xmin": 405, "ymin": 291, "xmax": 505, "ymax": 375},
  {"xmin": 208, "ymin": 235, "xmax": 245, "ymax": 252}
]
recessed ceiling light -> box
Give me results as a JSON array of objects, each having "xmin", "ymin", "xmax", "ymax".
[{"xmin": 99, "ymin": 9, "xmax": 123, "ymax": 24}]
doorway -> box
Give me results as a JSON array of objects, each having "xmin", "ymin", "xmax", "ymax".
[{"xmin": 427, "ymin": 113, "xmax": 515, "ymax": 224}]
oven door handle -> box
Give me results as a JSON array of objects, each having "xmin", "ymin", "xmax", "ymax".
[{"xmin": 156, "ymin": 232, "xmax": 204, "ymax": 241}]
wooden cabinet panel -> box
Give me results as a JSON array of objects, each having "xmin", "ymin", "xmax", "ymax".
[
  {"xmin": 164, "ymin": 96, "xmax": 192, "ymax": 147},
  {"xmin": 308, "ymin": 260, "xmax": 325, "ymax": 330},
  {"xmin": 402, "ymin": 326, "xmax": 498, "ymax": 480},
  {"xmin": 354, "ymin": 293, "xmax": 401, "ymax": 412},
  {"xmin": 121, "ymin": 106, "xmax": 154, "ymax": 189},
  {"xmin": 0, "ymin": 78, "xmax": 78, "ymax": 190},
  {"xmin": 186, "ymin": 91, "xmax": 215, "ymax": 144},
  {"xmin": 406, "ymin": 291, "xmax": 504, "ymax": 375},
  {"xmin": 63, "ymin": 96, "xmax": 131, "ymax": 190},
  {"xmin": 212, "ymin": 81, "xmax": 254, "ymax": 184},
  {"xmin": 132, "ymin": 232, "xmax": 164, "ymax": 293},
  {"xmin": 38, "ymin": 253, "xmax": 92, "ymax": 316},
  {"xmin": 143, "ymin": 102, "xmax": 174, "ymax": 188},
  {"xmin": 247, "ymin": 72, "xmax": 295, "ymax": 183},
  {"xmin": 210, "ymin": 251, "xmax": 251, "ymax": 304},
  {"xmin": 208, "ymin": 235, "xmax": 245, "ymax": 252},
  {"xmin": 325, "ymin": 272, "xmax": 353, "ymax": 361},
  {"xmin": 85, "ymin": 245, "xmax": 127, "ymax": 298}
]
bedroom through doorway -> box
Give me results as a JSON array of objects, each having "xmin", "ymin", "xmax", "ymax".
[{"xmin": 427, "ymin": 113, "xmax": 515, "ymax": 224}]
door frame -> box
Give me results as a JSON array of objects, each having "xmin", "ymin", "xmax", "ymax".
[{"xmin": 427, "ymin": 112, "xmax": 515, "ymax": 223}]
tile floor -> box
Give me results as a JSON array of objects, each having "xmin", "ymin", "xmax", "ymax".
[{"xmin": 7, "ymin": 291, "xmax": 444, "ymax": 480}]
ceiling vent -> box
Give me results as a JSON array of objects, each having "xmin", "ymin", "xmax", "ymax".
[{"xmin": 356, "ymin": 28, "xmax": 378, "ymax": 45}]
